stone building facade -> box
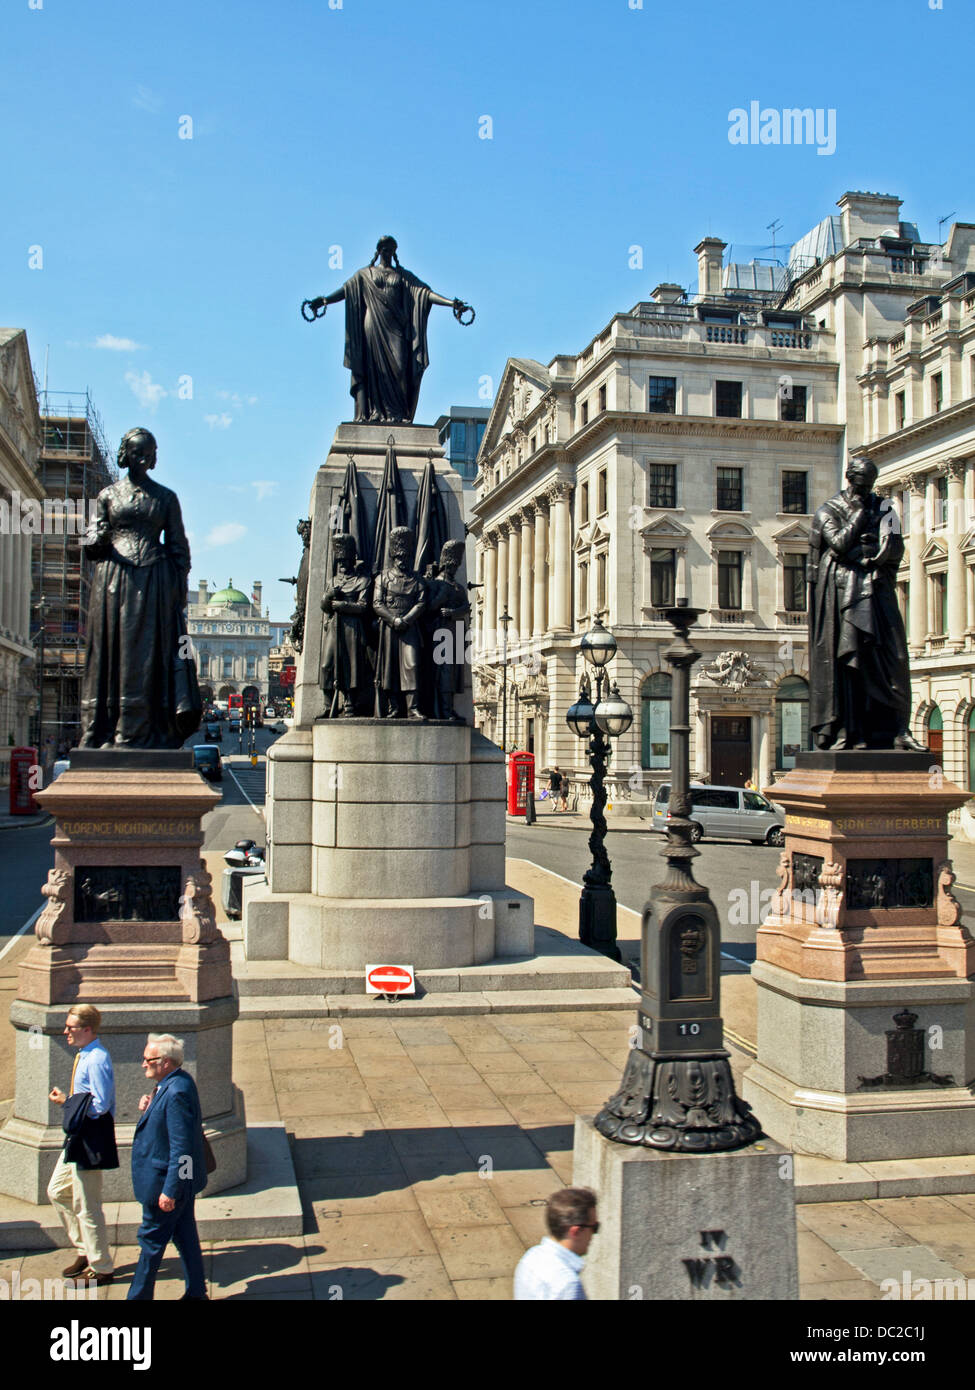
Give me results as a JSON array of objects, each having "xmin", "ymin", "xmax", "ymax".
[
  {"xmin": 858, "ymin": 271, "xmax": 975, "ymax": 791},
  {"xmin": 187, "ymin": 580, "xmax": 271, "ymax": 705},
  {"xmin": 0, "ymin": 329, "xmax": 43, "ymax": 786},
  {"xmin": 470, "ymin": 193, "xmax": 975, "ymax": 792}
]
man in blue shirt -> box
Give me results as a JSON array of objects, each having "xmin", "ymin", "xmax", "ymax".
[
  {"xmin": 514, "ymin": 1187, "xmax": 599, "ymax": 1299},
  {"xmin": 48, "ymin": 1004, "xmax": 117, "ymax": 1286}
]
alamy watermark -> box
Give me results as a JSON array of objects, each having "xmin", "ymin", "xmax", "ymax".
[{"xmin": 728, "ymin": 102, "xmax": 836, "ymax": 157}]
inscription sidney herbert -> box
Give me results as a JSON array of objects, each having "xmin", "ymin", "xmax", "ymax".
[
  {"xmin": 785, "ymin": 815, "xmax": 941, "ymax": 833},
  {"xmin": 61, "ymin": 820, "xmax": 198, "ymax": 836}
]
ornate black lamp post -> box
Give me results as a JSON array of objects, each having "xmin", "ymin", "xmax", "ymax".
[
  {"xmin": 566, "ymin": 616, "xmax": 633, "ymax": 963},
  {"xmin": 594, "ymin": 602, "xmax": 761, "ymax": 1151},
  {"xmin": 499, "ymin": 608, "xmax": 512, "ymax": 752}
]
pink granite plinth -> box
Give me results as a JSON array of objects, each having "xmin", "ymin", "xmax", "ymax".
[{"xmin": 21, "ymin": 765, "xmax": 230, "ymax": 1004}]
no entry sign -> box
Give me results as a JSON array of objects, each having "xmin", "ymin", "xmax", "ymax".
[{"xmin": 365, "ymin": 963, "xmax": 415, "ymax": 996}]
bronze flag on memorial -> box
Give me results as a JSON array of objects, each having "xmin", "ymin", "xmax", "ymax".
[
  {"xmin": 372, "ymin": 435, "xmax": 409, "ymax": 576},
  {"xmin": 413, "ymin": 454, "xmax": 448, "ymax": 579},
  {"xmin": 337, "ymin": 453, "xmax": 371, "ymax": 572}
]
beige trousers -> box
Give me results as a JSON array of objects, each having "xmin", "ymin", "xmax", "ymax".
[{"xmin": 47, "ymin": 1150, "xmax": 113, "ymax": 1274}]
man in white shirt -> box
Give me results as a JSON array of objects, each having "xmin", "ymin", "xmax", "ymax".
[{"xmin": 514, "ymin": 1186, "xmax": 598, "ymax": 1300}]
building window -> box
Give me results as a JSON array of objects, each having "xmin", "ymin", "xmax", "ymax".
[
  {"xmin": 781, "ymin": 471, "xmax": 808, "ymax": 514},
  {"xmin": 783, "ymin": 553, "xmax": 807, "ymax": 612},
  {"xmin": 932, "ymin": 373, "xmax": 944, "ymax": 414},
  {"xmin": 578, "ymin": 561, "xmax": 589, "ymax": 617},
  {"xmin": 223, "ymin": 654, "xmax": 233, "ymax": 677},
  {"xmin": 780, "ymin": 384, "xmax": 807, "ymax": 422},
  {"xmin": 716, "ymin": 467, "xmax": 743, "ymax": 511},
  {"xmin": 580, "ymin": 482, "xmax": 589, "ymax": 525},
  {"xmin": 775, "ymin": 675, "xmax": 810, "ymax": 769},
  {"xmin": 650, "ymin": 549, "xmax": 676, "ymax": 608},
  {"xmin": 544, "ymin": 425, "xmax": 551, "ymax": 444},
  {"xmin": 718, "ymin": 552, "xmax": 743, "ymax": 609},
  {"xmin": 641, "ymin": 671, "xmax": 672, "ymax": 769},
  {"xmin": 895, "ymin": 391, "xmax": 906, "ymax": 431},
  {"xmin": 935, "ymin": 475, "xmax": 948, "ymax": 529},
  {"xmin": 968, "ymin": 708, "xmax": 975, "ymax": 791},
  {"xmin": 648, "ymin": 376, "xmax": 677, "ymax": 414},
  {"xmin": 647, "ymin": 463, "xmax": 677, "ymax": 509},
  {"xmin": 581, "ymin": 401, "xmax": 589, "ymax": 427},
  {"xmin": 450, "ymin": 421, "xmax": 467, "ymax": 456},
  {"xmin": 598, "ymin": 384, "xmax": 607, "ymax": 412},
  {"xmin": 932, "ymin": 572, "xmax": 947, "ymax": 633},
  {"xmin": 715, "ymin": 381, "xmax": 742, "ymax": 418},
  {"xmin": 597, "ymin": 469, "xmax": 608, "ymax": 515},
  {"xmin": 530, "ymin": 435, "xmax": 536, "ymax": 453},
  {"xmin": 927, "ymin": 705, "xmax": 943, "ymax": 765},
  {"xmin": 596, "ymin": 552, "xmax": 607, "ymax": 612}
]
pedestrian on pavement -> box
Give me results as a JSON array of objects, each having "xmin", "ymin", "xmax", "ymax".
[
  {"xmin": 513, "ymin": 1187, "xmax": 598, "ymax": 1299},
  {"xmin": 548, "ymin": 765, "xmax": 562, "ymax": 811},
  {"xmin": 128, "ymin": 1033, "xmax": 209, "ymax": 1301},
  {"xmin": 559, "ymin": 771, "xmax": 570, "ymax": 813},
  {"xmin": 47, "ymin": 1004, "xmax": 118, "ymax": 1287}
]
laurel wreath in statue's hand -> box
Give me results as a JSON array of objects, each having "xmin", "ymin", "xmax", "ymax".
[
  {"xmin": 301, "ymin": 298, "xmax": 327, "ymax": 322},
  {"xmin": 452, "ymin": 300, "xmax": 475, "ymax": 326}
]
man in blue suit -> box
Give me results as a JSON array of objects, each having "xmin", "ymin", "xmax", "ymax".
[{"xmin": 127, "ymin": 1033, "xmax": 208, "ymax": 1301}]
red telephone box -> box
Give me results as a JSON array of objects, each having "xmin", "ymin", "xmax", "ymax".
[
  {"xmin": 9, "ymin": 746, "xmax": 39, "ymax": 815},
  {"xmin": 507, "ymin": 751, "xmax": 535, "ymax": 816}
]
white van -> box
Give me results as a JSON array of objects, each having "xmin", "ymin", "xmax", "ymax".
[{"xmin": 652, "ymin": 782, "xmax": 785, "ymax": 846}]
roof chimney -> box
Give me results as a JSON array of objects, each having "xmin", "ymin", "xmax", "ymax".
[
  {"xmin": 198, "ymin": 579, "xmax": 208, "ymax": 607},
  {"xmin": 252, "ymin": 581, "xmax": 262, "ymax": 613},
  {"xmin": 651, "ymin": 283, "xmax": 685, "ymax": 305},
  {"xmin": 693, "ymin": 238, "xmax": 727, "ymax": 297}
]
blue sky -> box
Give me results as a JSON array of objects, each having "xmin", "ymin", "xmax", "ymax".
[{"xmin": 3, "ymin": 0, "xmax": 971, "ymax": 619}]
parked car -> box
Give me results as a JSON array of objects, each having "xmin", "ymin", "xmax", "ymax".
[
  {"xmin": 192, "ymin": 744, "xmax": 223, "ymax": 782},
  {"xmin": 651, "ymin": 782, "xmax": 784, "ymax": 845},
  {"xmin": 264, "ymin": 706, "xmax": 276, "ymax": 719},
  {"xmin": 204, "ymin": 720, "xmax": 222, "ymax": 743}
]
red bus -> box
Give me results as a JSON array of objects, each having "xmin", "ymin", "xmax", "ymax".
[{"xmin": 227, "ymin": 694, "xmax": 243, "ymax": 713}]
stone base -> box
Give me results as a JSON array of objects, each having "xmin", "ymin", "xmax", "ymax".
[
  {"xmin": 243, "ymin": 885, "xmax": 533, "ymax": 970},
  {"xmin": 572, "ymin": 1117, "xmax": 798, "ymax": 1300},
  {"xmin": 0, "ymin": 1123, "xmax": 301, "ymax": 1248},
  {"xmin": 0, "ymin": 997, "xmax": 245, "ymax": 1204},
  {"xmin": 743, "ymin": 960, "xmax": 975, "ymax": 1162}
]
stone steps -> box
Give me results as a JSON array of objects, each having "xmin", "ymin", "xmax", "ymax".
[{"xmin": 236, "ymin": 986, "xmax": 638, "ymax": 1019}]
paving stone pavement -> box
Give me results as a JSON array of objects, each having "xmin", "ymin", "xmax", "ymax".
[{"xmin": 10, "ymin": 1006, "xmax": 975, "ymax": 1300}]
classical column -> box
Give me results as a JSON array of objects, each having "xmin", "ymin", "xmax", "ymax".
[
  {"xmin": 758, "ymin": 711, "xmax": 771, "ymax": 789},
  {"xmin": 532, "ymin": 499, "xmax": 548, "ymax": 636},
  {"xmin": 507, "ymin": 518, "xmax": 521, "ymax": 638},
  {"xmin": 482, "ymin": 537, "xmax": 498, "ymax": 654},
  {"xmin": 496, "ymin": 527, "xmax": 509, "ymax": 643},
  {"xmin": 19, "ymin": 532, "xmax": 31, "ymax": 639},
  {"xmin": 946, "ymin": 459, "xmax": 966, "ymax": 650},
  {"xmin": 907, "ymin": 475, "xmax": 926, "ymax": 652},
  {"xmin": 520, "ymin": 509, "xmax": 534, "ymax": 642},
  {"xmin": 0, "ymin": 523, "xmax": 12, "ymax": 633},
  {"xmin": 549, "ymin": 483, "xmax": 572, "ymax": 631}
]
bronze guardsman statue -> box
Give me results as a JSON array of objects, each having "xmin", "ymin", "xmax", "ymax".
[
  {"xmin": 320, "ymin": 534, "xmax": 373, "ymax": 716},
  {"xmin": 424, "ymin": 539, "xmax": 470, "ymax": 722},
  {"xmin": 79, "ymin": 427, "xmax": 201, "ymax": 749},
  {"xmin": 301, "ymin": 236, "xmax": 474, "ymax": 424},
  {"xmin": 373, "ymin": 526, "xmax": 426, "ymax": 719},
  {"xmin": 808, "ymin": 457, "xmax": 925, "ymax": 751}
]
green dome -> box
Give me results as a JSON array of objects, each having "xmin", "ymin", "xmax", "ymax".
[{"xmin": 209, "ymin": 580, "xmax": 250, "ymax": 607}]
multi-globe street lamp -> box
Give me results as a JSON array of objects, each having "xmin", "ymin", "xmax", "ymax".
[{"xmin": 566, "ymin": 615, "xmax": 633, "ymax": 961}]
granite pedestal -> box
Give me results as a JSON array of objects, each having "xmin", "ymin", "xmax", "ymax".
[
  {"xmin": 242, "ymin": 421, "xmax": 537, "ymax": 995},
  {"xmin": 744, "ymin": 751, "xmax": 975, "ymax": 1163},
  {"xmin": 572, "ymin": 1117, "xmax": 798, "ymax": 1300},
  {"xmin": 0, "ymin": 751, "xmax": 247, "ymax": 1203}
]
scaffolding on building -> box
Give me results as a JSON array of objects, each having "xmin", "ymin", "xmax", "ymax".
[{"xmin": 31, "ymin": 390, "xmax": 116, "ymax": 752}]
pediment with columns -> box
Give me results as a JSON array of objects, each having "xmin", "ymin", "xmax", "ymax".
[
  {"xmin": 707, "ymin": 519, "xmax": 755, "ymax": 542},
  {"xmin": 918, "ymin": 536, "xmax": 948, "ymax": 562},
  {"xmin": 639, "ymin": 515, "xmax": 691, "ymax": 542},
  {"xmin": 771, "ymin": 520, "xmax": 811, "ymax": 546},
  {"xmin": 481, "ymin": 357, "xmax": 554, "ymax": 458}
]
